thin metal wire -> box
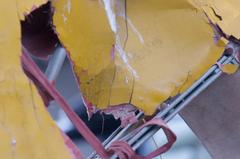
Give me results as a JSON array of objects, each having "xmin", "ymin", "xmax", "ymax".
[{"xmin": 88, "ymin": 112, "xmax": 143, "ymax": 159}]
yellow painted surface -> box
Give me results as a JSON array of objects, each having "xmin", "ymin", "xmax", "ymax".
[
  {"xmin": 189, "ymin": 0, "xmax": 240, "ymax": 39},
  {"xmin": 53, "ymin": 0, "xmax": 116, "ymax": 107},
  {"xmin": 221, "ymin": 64, "xmax": 239, "ymax": 74},
  {"xmin": 0, "ymin": 1, "xmax": 73, "ymax": 158},
  {"xmin": 54, "ymin": 0, "xmax": 224, "ymax": 115},
  {"xmin": 16, "ymin": 0, "xmax": 48, "ymax": 20},
  {"xmin": 53, "ymin": 0, "xmax": 115, "ymax": 76}
]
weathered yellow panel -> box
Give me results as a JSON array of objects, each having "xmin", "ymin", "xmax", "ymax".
[
  {"xmin": 0, "ymin": 1, "xmax": 73, "ymax": 158},
  {"xmin": 54, "ymin": 0, "xmax": 224, "ymax": 115}
]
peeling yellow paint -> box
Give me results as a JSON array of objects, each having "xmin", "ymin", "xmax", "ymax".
[
  {"xmin": 0, "ymin": 1, "xmax": 73, "ymax": 158},
  {"xmin": 189, "ymin": 0, "xmax": 240, "ymax": 39},
  {"xmin": 54, "ymin": 0, "xmax": 224, "ymax": 115}
]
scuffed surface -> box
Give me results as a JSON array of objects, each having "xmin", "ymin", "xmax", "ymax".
[
  {"xmin": 53, "ymin": 0, "xmax": 224, "ymax": 115},
  {"xmin": 0, "ymin": 1, "xmax": 74, "ymax": 158}
]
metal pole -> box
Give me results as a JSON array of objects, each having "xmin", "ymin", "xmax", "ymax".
[{"xmin": 45, "ymin": 47, "xmax": 67, "ymax": 82}]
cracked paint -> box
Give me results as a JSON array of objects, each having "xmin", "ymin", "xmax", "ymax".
[
  {"xmin": 54, "ymin": 0, "xmax": 224, "ymax": 115},
  {"xmin": 53, "ymin": 0, "xmax": 225, "ymax": 116},
  {"xmin": 1, "ymin": 1, "xmax": 240, "ymax": 156}
]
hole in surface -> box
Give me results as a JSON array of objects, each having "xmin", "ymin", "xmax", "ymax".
[{"xmin": 21, "ymin": 2, "xmax": 59, "ymax": 58}]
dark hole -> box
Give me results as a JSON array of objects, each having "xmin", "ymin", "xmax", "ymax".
[{"xmin": 21, "ymin": 2, "xmax": 59, "ymax": 58}]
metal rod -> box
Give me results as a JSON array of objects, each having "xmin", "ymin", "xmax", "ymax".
[
  {"xmin": 90, "ymin": 54, "xmax": 235, "ymax": 159},
  {"xmin": 119, "ymin": 56, "xmax": 229, "ymax": 144},
  {"xmin": 45, "ymin": 47, "xmax": 66, "ymax": 81},
  {"xmin": 155, "ymin": 56, "xmax": 228, "ymax": 118},
  {"xmin": 106, "ymin": 112, "xmax": 144, "ymax": 144},
  {"xmin": 128, "ymin": 72, "xmax": 223, "ymax": 155},
  {"xmin": 110, "ymin": 55, "xmax": 234, "ymax": 159},
  {"xmin": 88, "ymin": 112, "xmax": 144, "ymax": 159},
  {"xmin": 127, "ymin": 56, "xmax": 234, "ymax": 154}
]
